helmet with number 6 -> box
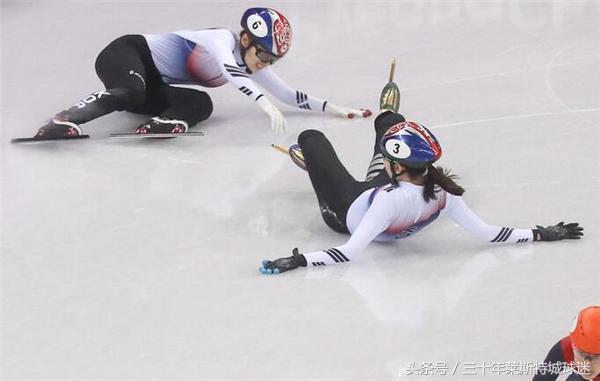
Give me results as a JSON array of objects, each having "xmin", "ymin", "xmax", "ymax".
[
  {"xmin": 241, "ymin": 7, "xmax": 292, "ymax": 58},
  {"xmin": 380, "ymin": 121, "xmax": 442, "ymax": 168}
]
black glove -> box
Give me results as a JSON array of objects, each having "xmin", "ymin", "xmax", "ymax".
[
  {"xmin": 533, "ymin": 221, "xmax": 584, "ymax": 241},
  {"xmin": 260, "ymin": 248, "xmax": 307, "ymax": 275}
]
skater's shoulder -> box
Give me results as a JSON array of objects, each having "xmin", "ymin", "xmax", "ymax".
[
  {"xmin": 370, "ymin": 183, "xmax": 413, "ymax": 204},
  {"xmin": 390, "ymin": 181, "xmax": 424, "ymax": 197},
  {"xmin": 173, "ymin": 28, "xmax": 236, "ymax": 43}
]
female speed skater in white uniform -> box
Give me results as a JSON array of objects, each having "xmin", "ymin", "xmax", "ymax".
[
  {"xmin": 34, "ymin": 7, "xmax": 371, "ymax": 139},
  {"xmin": 259, "ymin": 91, "xmax": 584, "ymax": 274}
]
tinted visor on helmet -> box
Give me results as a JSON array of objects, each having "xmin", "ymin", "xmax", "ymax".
[{"xmin": 254, "ymin": 45, "xmax": 280, "ymax": 64}]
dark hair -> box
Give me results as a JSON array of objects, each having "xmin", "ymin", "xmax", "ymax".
[{"xmin": 404, "ymin": 165, "xmax": 465, "ymax": 202}]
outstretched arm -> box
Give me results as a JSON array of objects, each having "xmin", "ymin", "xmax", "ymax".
[
  {"xmin": 445, "ymin": 195, "xmax": 583, "ymax": 243},
  {"xmin": 252, "ymin": 67, "xmax": 372, "ymax": 118},
  {"xmin": 198, "ymin": 31, "xmax": 287, "ymax": 134},
  {"xmin": 261, "ymin": 191, "xmax": 394, "ymax": 274},
  {"xmin": 216, "ymin": 55, "xmax": 287, "ymax": 135}
]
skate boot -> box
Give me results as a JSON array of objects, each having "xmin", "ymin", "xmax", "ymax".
[
  {"xmin": 379, "ymin": 81, "xmax": 400, "ymax": 113},
  {"xmin": 135, "ymin": 117, "xmax": 189, "ymax": 134},
  {"xmin": 34, "ymin": 119, "xmax": 82, "ymax": 139}
]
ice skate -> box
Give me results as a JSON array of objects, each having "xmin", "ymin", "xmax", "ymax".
[
  {"xmin": 271, "ymin": 143, "xmax": 306, "ymax": 170},
  {"xmin": 135, "ymin": 117, "xmax": 189, "ymax": 134},
  {"xmin": 34, "ymin": 119, "xmax": 82, "ymax": 139},
  {"xmin": 379, "ymin": 58, "xmax": 400, "ymax": 113}
]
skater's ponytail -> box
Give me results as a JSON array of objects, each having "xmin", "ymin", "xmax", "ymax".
[
  {"xmin": 422, "ymin": 165, "xmax": 465, "ymax": 202},
  {"xmin": 400, "ymin": 165, "xmax": 465, "ymax": 201}
]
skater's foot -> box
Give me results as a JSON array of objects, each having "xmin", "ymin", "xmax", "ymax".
[
  {"xmin": 135, "ymin": 117, "xmax": 189, "ymax": 134},
  {"xmin": 34, "ymin": 119, "xmax": 82, "ymax": 139}
]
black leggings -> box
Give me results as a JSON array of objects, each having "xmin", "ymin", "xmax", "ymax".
[
  {"xmin": 55, "ymin": 35, "xmax": 213, "ymax": 127},
  {"xmin": 298, "ymin": 111, "xmax": 406, "ymax": 233}
]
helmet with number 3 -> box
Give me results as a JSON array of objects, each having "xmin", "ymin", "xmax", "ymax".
[
  {"xmin": 380, "ymin": 121, "xmax": 442, "ymax": 168},
  {"xmin": 241, "ymin": 7, "xmax": 292, "ymax": 58}
]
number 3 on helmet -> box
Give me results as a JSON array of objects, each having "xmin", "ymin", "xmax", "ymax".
[{"xmin": 380, "ymin": 121, "xmax": 442, "ymax": 168}]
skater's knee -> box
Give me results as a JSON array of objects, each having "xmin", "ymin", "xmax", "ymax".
[
  {"xmin": 298, "ymin": 129, "xmax": 324, "ymax": 146},
  {"xmin": 192, "ymin": 91, "xmax": 213, "ymax": 121},
  {"xmin": 375, "ymin": 111, "xmax": 405, "ymax": 132},
  {"xmin": 173, "ymin": 90, "xmax": 213, "ymax": 123},
  {"xmin": 94, "ymin": 48, "xmax": 110, "ymax": 73}
]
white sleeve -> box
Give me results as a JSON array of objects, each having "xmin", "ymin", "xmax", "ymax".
[
  {"xmin": 302, "ymin": 192, "xmax": 396, "ymax": 266},
  {"xmin": 445, "ymin": 195, "xmax": 534, "ymax": 244},
  {"xmin": 252, "ymin": 67, "xmax": 327, "ymax": 111},
  {"xmin": 198, "ymin": 31, "xmax": 266, "ymax": 101}
]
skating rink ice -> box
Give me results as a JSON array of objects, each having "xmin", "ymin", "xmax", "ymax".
[{"xmin": 2, "ymin": 1, "xmax": 599, "ymax": 380}]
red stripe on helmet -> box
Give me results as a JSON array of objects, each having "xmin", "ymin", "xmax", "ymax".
[
  {"xmin": 273, "ymin": 12, "xmax": 292, "ymax": 56},
  {"xmin": 408, "ymin": 122, "xmax": 442, "ymax": 158}
]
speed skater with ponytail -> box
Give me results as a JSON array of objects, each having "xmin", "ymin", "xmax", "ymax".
[{"xmin": 260, "ymin": 112, "xmax": 583, "ymax": 275}]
